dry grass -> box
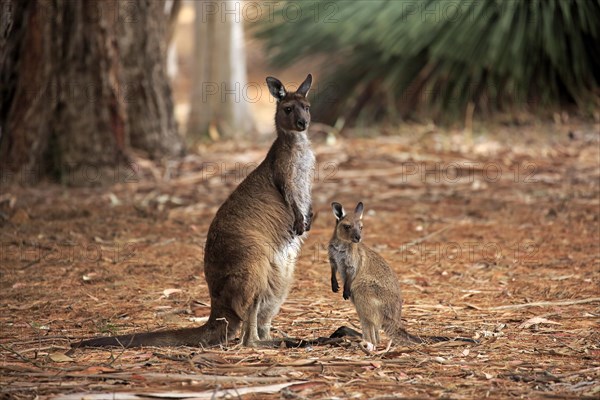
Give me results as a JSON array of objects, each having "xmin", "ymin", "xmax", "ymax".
[{"xmin": 1, "ymin": 121, "xmax": 599, "ymax": 399}]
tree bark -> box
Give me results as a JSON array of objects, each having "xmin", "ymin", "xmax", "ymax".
[
  {"xmin": 1, "ymin": 0, "xmax": 51, "ymax": 184},
  {"xmin": 1, "ymin": 0, "xmax": 127, "ymax": 186},
  {"xmin": 117, "ymin": 0, "xmax": 184, "ymax": 159},
  {"xmin": 187, "ymin": 0, "xmax": 255, "ymax": 141},
  {"xmin": 1, "ymin": 0, "xmax": 184, "ymax": 186}
]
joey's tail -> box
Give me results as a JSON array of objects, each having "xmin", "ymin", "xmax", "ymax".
[
  {"xmin": 73, "ymin": 317, "xmax": 239, "ymax": 348},
  {"xmin": 393, "ymin": 326, "xmax": 478, "ymax": 345}
]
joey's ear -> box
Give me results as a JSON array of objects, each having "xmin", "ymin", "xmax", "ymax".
[
  {"xmin": 266, "ymin": 76, "xmax": 286, "ymax": 101},
  {"xmin": 331, "ymin": 202, "xmax": 345, "ymax": 220},
  {"xmin": 354, "ymin": 202, "xmax": 364, "ymax": 220},
  {"xmin": 296, "ymin": 74, "xmax": 312, "ymax": 97}
]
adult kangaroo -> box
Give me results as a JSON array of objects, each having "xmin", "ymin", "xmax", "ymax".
[{"xmin": 75, "ymin": 74, "xmax": 315, "ymax": 348}]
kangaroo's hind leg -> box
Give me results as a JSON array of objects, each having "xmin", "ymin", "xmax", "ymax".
[
  {"xmin": 256, "ymin": 241, "xmax": 298, "ymax": 341},
  {"xmin": 353, "ymin": 294, "xmax": 383, "ymax": 348},
  {"xmin": 257, "ymin": 300, "xmax": 277, "ymax": 340},
  {"xmin": 256, "ymin": 274, "xmax": 293, "ymax": 340},
  {"xmin": 240, "ymin": 297, "xmax": 261, "ymax": 346}
]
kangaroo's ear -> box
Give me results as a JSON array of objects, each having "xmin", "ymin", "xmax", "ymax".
[
  {"xmin": 331, "ymin": 202, "xmax": 346, "ymax": 220},
  {"xmin": 296, "ymin": 74, "xmax": 312, "ymax": 97},
  {"xmin": 354, "ymin": 202, "xmax": 364, "ymax": 220},
  {"xmin": 266, "ymin": 76, "xmax": 286, "ymax": 101}
]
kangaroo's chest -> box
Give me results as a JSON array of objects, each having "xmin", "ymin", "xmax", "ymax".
[
  {"xmin": 289, "ymin": 144, "xmax": 315, "ymax": 211},
  {"xmin": 273, "ymin": 236, "xmax": 302, "ymax": 281},
  {"xmin": 331, "ymin": 246, "xmax": 360, "ymax": 281}
]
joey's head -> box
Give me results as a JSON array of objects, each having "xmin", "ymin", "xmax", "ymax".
[
  {"xmin": 331, "ymin": 202, "xmax": 364, "ymax": 244},
  {"xmin": 266, "ymin": 74, "xmax": 312, "ymax": 134}
]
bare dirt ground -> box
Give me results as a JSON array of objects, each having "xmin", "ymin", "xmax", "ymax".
[{"xmin": 1, "ymin": 120, "xmax": 599, "ymax": 399}]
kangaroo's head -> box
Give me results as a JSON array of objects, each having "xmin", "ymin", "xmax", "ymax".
[
  {"xmin": 266, "ymin": 74, "xmax": 312, "ymax": 133},
  {"xmin": 331, "ymin": 202, "xmax": 364, "ymax": 244}
]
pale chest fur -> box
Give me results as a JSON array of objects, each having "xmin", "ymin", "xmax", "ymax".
[
  {"xmin": 273, "ymin": 236, "xmax": 303, "ymax": 280},
  {"xmin": 271, "ymin": 133, "xmax": 313, "ymax": 277},
  {"xmin": 289, "ymin": 133, "xmax": 315, "ymax": 216}
]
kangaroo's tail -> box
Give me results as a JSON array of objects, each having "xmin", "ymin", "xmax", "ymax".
[{"xmin": 73, "ymin": 317, "xmax": 239, "ymax": 348}]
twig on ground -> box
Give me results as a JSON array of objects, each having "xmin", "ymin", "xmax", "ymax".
[
  {"xmin": 398, "ymin": 226, "xmax": 453, "ymax": 252},
  {"xmin": 0, "ymin": 344, "xmax": 44, "ymax": 369},
  {"xmin": 487, "ymin": 297, "xmax": 600, "ymax": 310}
]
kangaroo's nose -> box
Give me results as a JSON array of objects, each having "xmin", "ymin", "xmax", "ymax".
[
  {"xmin": 296, "ymin": 119, "xmax": 307, "ymax": 130},
  {"xmin": 352, "ymin": 234, "xmax": 361, "ymax": 243}
]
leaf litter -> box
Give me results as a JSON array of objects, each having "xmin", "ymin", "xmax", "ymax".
[{"xmin": 1, "ymin": 121, "xmax": 599, "ymax": 399}]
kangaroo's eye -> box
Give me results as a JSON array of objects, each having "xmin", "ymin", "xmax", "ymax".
[
  {"xmin": 305, "ymin": 106, "xmax": 310, "ymax": 111},
  {"xmin": 343, "ymin": 225, "xmax": 351, "ymax": 230},
  {"xmin": 284, "ymin": 107, "xmax": 292, "ymax": 114}
]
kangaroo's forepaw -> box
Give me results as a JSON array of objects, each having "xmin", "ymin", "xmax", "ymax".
[{"xmin": 293, "ymin": 217, "xmax": 305, "ymax": 236}]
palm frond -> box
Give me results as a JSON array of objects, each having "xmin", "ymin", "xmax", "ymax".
[{"xmin": 256, "ymin": 0, "xmax": 600, "ymax": 123}]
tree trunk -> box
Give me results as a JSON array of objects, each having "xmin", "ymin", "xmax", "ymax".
[
  {"xmin": 1, "ymin": 0, "xmax": 183, "ymax": 186},
  {"xmin": 187, "ymin": 0, "xmax": 255, "ymax": 141},
  {"xmin": 117, "ymin": 0, "xmax": 184, "ymax": 159},
  {"xmin": 1, "ymin": 0, "xmax": 127, "ymax": 186},
  {"xmin": 1, "ymin": 0, "xmax": 51, "ymax": 184}
]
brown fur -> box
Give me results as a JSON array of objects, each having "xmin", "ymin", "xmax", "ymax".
[
  {"xmin": 75, "ymin": 74, "xmax": 315, "ymax": 348},
  {"xmin": 328, "ymin": 202, "xmax": 476, "ymax": 347}
]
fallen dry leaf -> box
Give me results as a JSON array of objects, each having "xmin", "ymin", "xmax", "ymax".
[
  {"xmin": 519, "ymin": 316, "xmax": 562, "ymax": 329},
  {"xmin": 73, "ymin": 366, "xmax": 119, "ymax": 375},
  {"xmin": 162, "ymin": 288, "xmax": 183, "ymax": 298},
  {"xmin": 48, "ymin": 352, "xmax": 74, "ymax": 363},
  {"xmin": 83, "ymin": 272, "xmax": 99, "ymax": 282}
]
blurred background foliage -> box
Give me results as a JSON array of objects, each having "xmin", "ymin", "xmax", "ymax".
[{"xmin": 257, "ymin": 0, "xmax": 600, "ymax": 125}]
